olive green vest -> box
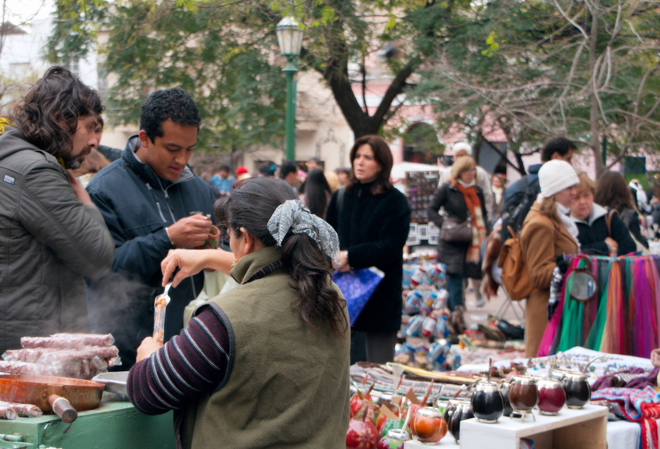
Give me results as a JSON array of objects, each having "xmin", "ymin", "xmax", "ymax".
[{"xmin": 182, "ymin": 246, "xmax": 350, "ymax": 449}]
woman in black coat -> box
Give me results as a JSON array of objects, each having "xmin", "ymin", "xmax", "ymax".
[
  {"xmin": 595, "ymin": 170, "xmax": 649, "ymax": 250},
  {"xmin": 326, "ymin": 135, "xmax": 410, "ymax": 364},
  {"xmin": 571, "ymin": 172, "xmax": 636, "ymax": 256},
  {"xmin": 428, "ymin": 156, "xmax": 489, "ymax": 312}
]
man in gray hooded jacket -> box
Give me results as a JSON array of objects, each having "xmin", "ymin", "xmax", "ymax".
[{"xmin": 0, "ymin": 67, "xmax": 115, "ymax": 353}]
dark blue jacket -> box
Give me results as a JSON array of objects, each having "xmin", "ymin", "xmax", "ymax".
[
  {"xmin": 86, "ymin": 136, "xmax": 215, "ymax": 368},
  {"xmin": 502, "ymin": 163, "xmax": 542, "ymax": 207}
]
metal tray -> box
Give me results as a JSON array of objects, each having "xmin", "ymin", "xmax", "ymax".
[{"xmin": 92, "ymin": 371, "xmax": 129, "ymax": 400}]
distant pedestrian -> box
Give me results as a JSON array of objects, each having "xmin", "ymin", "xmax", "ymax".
[
  {"xmin": 595, "ymin": 171, "xmax": 649, "ymax": 250},
  {"xmin": 279, "ymin": 160, "xmax": 299, "ymax": 191},
  {"xmin": 429, "ymin": 156, "xmax": 489, "ymax": 313},
  {"xmin": 326, "ymin": 135, "xmax": 410, "ymax": 364},
  {"xmin": 211, "ymin": 164, "xmax": 235, "ymax": 196},
  {"xmin": 300, "ymin": 168, "xmax": 332, "ymax": 219},
  {"xmin": 235, "ymin": 165, "xmax": 251, "ymax": 181}
]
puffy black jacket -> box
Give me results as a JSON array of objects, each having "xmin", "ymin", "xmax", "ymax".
[
  {"xmin": 326, "ymin": 182, "xmax": 410, "ymax": 333},
  {"xmin": 572, "ymin": 204, "xmax": 636, "ymax": 256},
  {"xmin": 86, "ymin": 136, "xmax": 215, "ymax": 368}
]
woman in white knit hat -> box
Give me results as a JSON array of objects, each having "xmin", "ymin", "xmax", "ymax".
[{"xmin": 519, "ymin": 160, "xmax": 580, "ymax": 357}]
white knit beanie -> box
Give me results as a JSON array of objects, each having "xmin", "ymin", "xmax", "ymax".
[
  {"xmin": 538, "ymin": 160, "xmax": 579, "ymax": 197},
  {"xmin": 453, "ymin": 142, "xmax": 471, "ymax": 154}
]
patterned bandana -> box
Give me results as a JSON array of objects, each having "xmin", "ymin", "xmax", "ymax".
[{"xmin": 267, "ymin": 199, "xmax": 340, "ymax": 264}]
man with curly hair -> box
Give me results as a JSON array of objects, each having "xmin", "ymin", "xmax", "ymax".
[
  {"xmin": 86, "ymin": 88, "xmax": 217, "ymax": 368},
  {"xmin": 0, "ymin": 67, "xmax": 115, "ymax": 352}
]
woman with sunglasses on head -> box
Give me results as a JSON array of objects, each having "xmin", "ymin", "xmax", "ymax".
[{"xmin": 127, "ymin": 178, "xmax": 350, "ymax": 449}]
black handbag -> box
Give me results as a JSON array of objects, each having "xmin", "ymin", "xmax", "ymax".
[{"xmin": 440, "ymin": 217, "xmax": 472, "ymax": 242}]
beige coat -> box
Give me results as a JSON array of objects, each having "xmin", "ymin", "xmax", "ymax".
[{"xmin": 520, "ymin": 202, "xmax": 578, "ymax": 357}]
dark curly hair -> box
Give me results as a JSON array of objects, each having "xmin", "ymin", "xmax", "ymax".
[
  {"xmin": 139, "ymin": 88, "xmax": 201, "ymax": 143},
  {"xmin": 13, "ymin": 66, "xmax": 103, "ymax": 158},
  {"xmin": 215, "ymin": 178, "xmax": 348, "ymax": 340}
]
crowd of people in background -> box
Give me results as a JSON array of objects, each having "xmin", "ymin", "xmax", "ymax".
[{"xmin": 6, "ymin": 65, "xmax": 660, "ymax": 448}]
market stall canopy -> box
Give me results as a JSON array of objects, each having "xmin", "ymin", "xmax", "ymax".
[{"xmin": 391, "ymin": 162, "xmax": 442, "ymax": 180}]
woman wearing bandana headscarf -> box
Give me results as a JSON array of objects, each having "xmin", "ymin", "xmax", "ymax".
[
  {"xmin": 520, "ymin": 160, "xmax": 580, "ymax": 357},
  {"xmin": 127, "ymin": 178, "xmax": 350, "ymax": 449}
]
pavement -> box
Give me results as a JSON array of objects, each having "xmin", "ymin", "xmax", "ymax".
[{"xmin": 461, "ymin": 280, "xmax": 525, "ymax": 329}]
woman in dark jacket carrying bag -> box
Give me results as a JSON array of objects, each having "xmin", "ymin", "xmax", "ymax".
[
  {"xmin": 326, "ymin": 135, "xmax": 411, "ymax": 364},
  {"xmin": 571, "ymin": 172, "xmax": 636, "ymax": 256},
  {"xmin": 428, "ymin": 156, "xmax": 489, "ymax": 312},
  {"xmin": 594, "ymin": 170, "xmax": 649, "ymax": 250}
]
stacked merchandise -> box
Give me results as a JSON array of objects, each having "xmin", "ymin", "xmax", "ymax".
[
  {"xmin": 539, "ymin": 254, "xmax": 660, "ymax": 358},
  {"xmin": 0, "ymin": 333, "xmax": 120, "ymax": 379},
  {"xmin": 396, "ymin": 260, "xmax": 460, "ymax": 371}
]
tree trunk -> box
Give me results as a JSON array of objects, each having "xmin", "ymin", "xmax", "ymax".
[
  {"xmin": 323, "ymin": 60, "xmax": 415, "ymax": 138},
  {"xmin": 588, "ymin": 0, "xmax": 606, "ymax": 176}
]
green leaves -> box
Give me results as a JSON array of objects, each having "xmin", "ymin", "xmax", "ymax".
[{"xmin": 481, "ymin": 30, "xmax": 499, "ymax": 57}]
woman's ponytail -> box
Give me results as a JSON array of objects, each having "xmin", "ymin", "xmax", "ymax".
[{"xmin": 281, "ymin": 234, "xmax": 348, "ymax": 340}]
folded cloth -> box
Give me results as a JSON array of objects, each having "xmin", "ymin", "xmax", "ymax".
[
  {"xmin": 592, "ymin": 367, "xmax": 657, "ymax": 390},
  {"xmin": 592, "ymin": 386, "xmax": 660, "ymax": 449}
]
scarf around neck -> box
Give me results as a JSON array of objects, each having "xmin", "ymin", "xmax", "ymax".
[
  {"xmin": 455, "ymin": 180, "xmax": 486, "ymax": 263},
  {"xmin": 537, "ymin": 193, "xmax": 580, "ymax": 248}
]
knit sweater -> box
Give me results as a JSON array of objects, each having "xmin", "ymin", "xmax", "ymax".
[{"xmin": 127, "ymin": 308, "xmax": 231, "ymax": 416}]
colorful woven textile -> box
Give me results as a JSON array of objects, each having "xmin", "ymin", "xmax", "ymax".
[
  {"xmin": 538, "ymin": 254, "xmax": 660, "ymax": 358},
  {"xmin": 592, "ymin": 386, "xmax": 660, "ymax": 449}
]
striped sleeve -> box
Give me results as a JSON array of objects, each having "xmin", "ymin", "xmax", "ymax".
[{"xmin": 127, "ymin": 307, "xmax": 231, "ymax": 415}]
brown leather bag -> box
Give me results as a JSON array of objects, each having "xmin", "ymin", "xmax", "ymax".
[
  {"xmin": 497, "ymin": 225, "xmax": 533, "ymax": 302},
  {"xmin": 440, "ymin": 217, "xmax": 473, "ymax": 243}
]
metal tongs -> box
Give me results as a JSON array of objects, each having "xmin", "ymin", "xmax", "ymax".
[{"xmin": 153, "ymin": 282, "xmax": 172, "ymax": 345}]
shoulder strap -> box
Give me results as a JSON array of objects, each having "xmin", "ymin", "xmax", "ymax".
[
  {"xmin": 605, "ymin": 209, "xmax": 617, "ymax": 237},
  {"xmin": 337, "ymin": 186, "xmax": 345, "ymax": 217}
]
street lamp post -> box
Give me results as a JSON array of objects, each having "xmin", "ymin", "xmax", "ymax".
[{"xmin": 276, "ymin": 16, "xmax": 303, "ymax": 162}]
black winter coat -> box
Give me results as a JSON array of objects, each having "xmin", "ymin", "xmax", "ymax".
[
  {"xmin": 573, "ymin": 205, "xmax": 637, "ymax": 256},
  {"xmin": 619, "ymin": 207, "xmax": 649, "ymax": 249},
  {"xmin": 428, "ymin": 182, "xmax": 489, "ymax": 277},
  {"xmin": 86, "ymin": 136, "xmax": 216, "ymax": 368},
  {"xmin": 326, "ymin": 182, "xmax": 411, "ymax": 333}
]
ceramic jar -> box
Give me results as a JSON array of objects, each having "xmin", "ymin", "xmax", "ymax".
[
  {"xmin": 536, "ymin": 378, "xmax": 566, "ymax": 415},
  {"xmin": 410, "ymin": 407, "xmax": 447, "ymax": 443},
  {"xmin": 499, "ymin": 380, "xmax": 513, "ymax": 417},
  {"xmin": 561, "ymin": 371, "xmax": 591, "ymax": 409},
  {"xmin": 471, "ymin": 379, "xmax": 504, "ymax": 423},
  {"xmin": 445, "ymin": 398, "xmax": 473, "ymax": 443},
  {"xmin": 508, "ymin": 376, "xmax": 539, "ymax": 419}
]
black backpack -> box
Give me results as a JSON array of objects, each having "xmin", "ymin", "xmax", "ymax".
[{"xmin": 500, "ymin": 175, "xmax": 540, "ymax": 242}]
